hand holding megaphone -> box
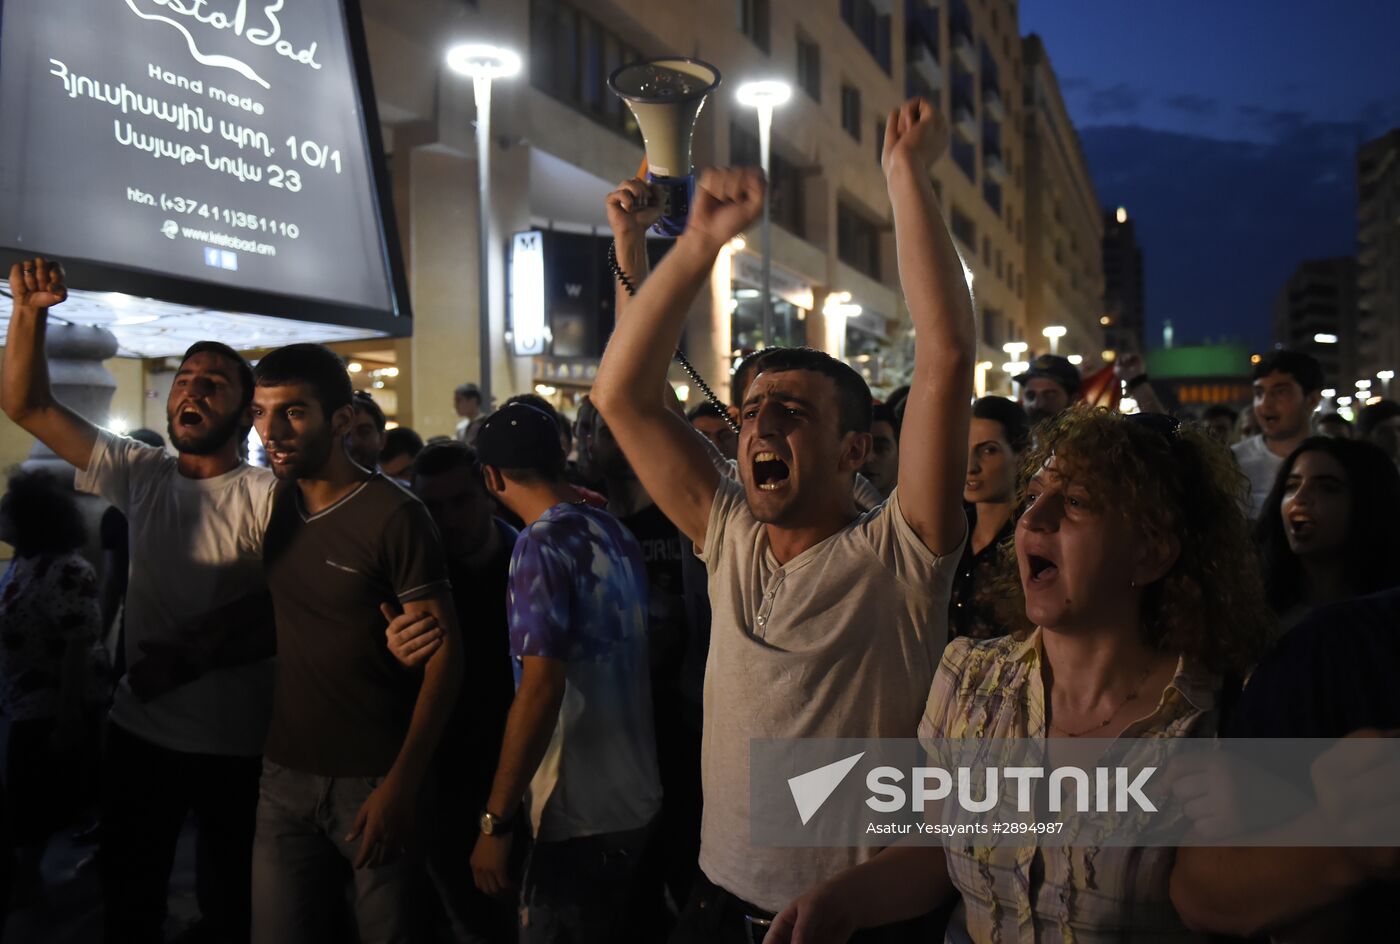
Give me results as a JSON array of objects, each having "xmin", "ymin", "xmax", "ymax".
[
  {"xmin": 606, "ymin": 174, "xmax": 665, "ymax": 245},
  {"xmin": 685, "ymin": 167, "xmax": 767, "ymax": 252}
]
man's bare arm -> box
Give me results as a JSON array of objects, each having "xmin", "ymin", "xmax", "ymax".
[
  {"xmin": 883, "ymin": 101, "xmax": 975, "ymax": 555},
  {"xmin": 480, "ymin": 656, "xmax": 567, "ymax": 821},
  {"xmin": 591, "ymin": 169, "xmax": 765, "ymax": 545},
  {"xmin": 607, "ymin": 177, "xmax": 661, "ymax": 320},
  {"xmin": 1, "ymin": 259, "xmax": 99, "ymax": 470}
]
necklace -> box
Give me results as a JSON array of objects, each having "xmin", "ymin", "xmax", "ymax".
[{"xmin": 1047, "ymin": 661, "xmax": 1156, "ymax": 738}]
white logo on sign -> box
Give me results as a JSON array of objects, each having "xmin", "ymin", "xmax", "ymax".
[
  {"xmin": 565, "ymin": 283, "xmax": 583, "ymax": 299},
  {"xmin": 788, "ymin": 752, "xmax": 865, "ymax": 826},
  {"xmin": 123, "ymin": 0, "xmax": 324, "ymax": 90}
]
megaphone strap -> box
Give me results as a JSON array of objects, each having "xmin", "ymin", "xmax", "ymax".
[{"xmin": 607, "ymin": 239, "xmax": 740, "ymax": 436}]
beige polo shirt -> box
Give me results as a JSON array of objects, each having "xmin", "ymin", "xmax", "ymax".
[{"xmin": 696, "ymin": 476, "xmax": 963, "ymax": 912}]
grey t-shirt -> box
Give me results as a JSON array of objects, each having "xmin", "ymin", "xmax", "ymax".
[
  {"xmin": 696, "ymin": 476, "xmax": 963, "ymax": 912},
  {"xmin": 1232, "ymin": 434, "xmax": 1284, "ymax": 519}
]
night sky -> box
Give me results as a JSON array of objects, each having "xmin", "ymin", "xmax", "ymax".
[{"xmin": 1020, "ymin": 0, "xmax": 1400, "ymax": 350}]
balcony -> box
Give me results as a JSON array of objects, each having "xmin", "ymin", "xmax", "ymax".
[
  {"xmin": 985, "ymin": 152, "xmax": 1008, "ymax": 183},
  {"xmin": 908, "ymin": 41, "xmax": 943, "ymax": 91},
  {"xmin": 952, "ymin": 33, "xmax": 978, "ymax": 71},
  {"xmin": 983, "ymin": 86, "xmax": 1005, "ymax": 121},
  {"xmin": 954, "ymin": 107, "xmax": 978, "ymax": 143}
]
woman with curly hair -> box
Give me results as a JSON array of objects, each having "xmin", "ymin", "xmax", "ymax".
[
  {"xmin": 0, "ymin": 467, "xmax": 102, "ymax": 901},
  {"xmin": 769, "ymin": 407, "xmax": 1274, "ymax": 944},
  {"xmin": 1254, "ymin": 436, "xmax": 1400, "ymax": 630}
]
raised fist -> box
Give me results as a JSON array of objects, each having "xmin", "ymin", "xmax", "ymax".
[
  {"xmin": 882, "ymin": 97, "xmax": 949, "ymax": 177},
  {"xmin": 685, "ymin": 167, "xmax": 766, "ymax": 250},
  {"xmin": 8, "ymin": 257, "xmax": 67, "ymax": 311}
]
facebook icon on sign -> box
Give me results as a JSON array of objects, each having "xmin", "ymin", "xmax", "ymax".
[{"xmin": 203, "ymin": 247, "xmax": 238, "ymax": 270}]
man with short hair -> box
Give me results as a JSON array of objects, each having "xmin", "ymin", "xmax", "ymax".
[
  {"xmin": 591, "ymin": 99, "xmax": 971, "ymax": 940},
  {"xmin": 380, "ymin": 426, "xmax": 425, "ymax": 484},
  {"xmin": 1357, "ymin": 399, "xmax": 1400, "ymax": 469},
  {"xmin": 1233, "ymin": 350, "xmax": 1325, "ymax": 517},
  {"xmin": 386, "ymin": 439, "xmax": 519, "ymax": 942},
  {"xmin": 1315, "ymin": 411, "xmax": 1354, "ymax": 440},
  {"xmin": 1203, "ymin": 404, "xmax": 1240, "ymax": 444},
  {"xmin": 3, "ymin": 258, "xmax": 275, "ymax": 943},
  {"xmin": 249, "ymin": 343, "xmax": 462, "ymax": 943},
  {"xmin": 466, "ymin": 402, "xmax": 661, "ymax": 943},
  {"xmin": 860, "ymin": 402, "xmax": 901, "ymax": 499},
  {"xmin": 454, "ymin": 382, "xmax": 485, "ymax": 445},
  {"xmin": 1014, "ymin": 353, "xmax": 1080, "ymax": 423},
  {"xmin": 347, "ymin": 390, "xmax": 387, "ymax": 470},
  {"xmin": 689, "ymin": 402, "xmax": 738, "ymax": 461}
]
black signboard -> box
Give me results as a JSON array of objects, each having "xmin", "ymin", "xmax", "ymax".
[{"xmin": 0, "ymin": 0, "xmax": 408, "ymax": 336}]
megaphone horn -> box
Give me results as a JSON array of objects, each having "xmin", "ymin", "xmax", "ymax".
[{"xmin": 608, "ymin": 57, "xmax": 722, "ymax": 236}]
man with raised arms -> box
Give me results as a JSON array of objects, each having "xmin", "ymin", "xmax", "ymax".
[{"xmin": 590, "ymin": 98, "xmax": 974, "ymax": 942}]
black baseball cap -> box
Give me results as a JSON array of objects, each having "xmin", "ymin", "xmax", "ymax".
[
  {"xmin": 1014, "ymin": 354, "xmax": 1081, "ymax": 394},
  {"xmin": 474, "ymin": 403, "xmax": 564, "ymax": 471}
]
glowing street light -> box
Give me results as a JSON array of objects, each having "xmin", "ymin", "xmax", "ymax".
[
  {"xmin": 1042, "ymin": 325, "xmax": 1067, "ymax": 355},
  {"xmin": 1002, "ymin": 340, "xmax": 1029, "ymax": 358},
  {"xmin": 446, "ymin": 42, "xmax": 522, "ymax": 406},
  {"xmin": 736, "ymin": 79, "xmax": 792, "ymax": 346},
  {"xmin": 1067, "ymin": 354, "xmax": 1084, "ymax": 366},
  {"xmin": 1356, "ymin": 379, "xmax": 1373, "ymax": 391},
  {"xmin": 1379, "ymin": 370, "xmax": 1395, "ymax": 397},
  {"xmin": 1321, "ymin": 388, "xmax": 1337, "ymax": 399},
  {"xmin": 1313, "ymin": 333, "xmax": 1339, "ymax": 344},
  {"xmin": 1115, "ymin": 206, "xmax": 1128, "ymax": 224}
]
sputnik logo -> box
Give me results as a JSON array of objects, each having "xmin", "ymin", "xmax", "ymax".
[{"xmin": 787, "ymin": 752, "xmax": 864, "ymax": 826}]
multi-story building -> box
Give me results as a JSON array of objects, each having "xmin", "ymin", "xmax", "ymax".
[
  {"xmin": 1273, "ymin": 258, "xmax": 1358, "ymax": 391},
  {"xmin": 1358, "ymin": 129, "xmax": 1400, "ymax": 385},
  {"xmin": 1102, "ymin": 205, "xmax": 1144, "ymax": 355},
  {"xmin": 1020, "ymin": 34, "xmax": 1104, "ymax": 372}
]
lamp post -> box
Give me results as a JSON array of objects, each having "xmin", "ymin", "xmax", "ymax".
[
  {"xmin": 446, "ymin": 42, "xmax": 521, "ymax": 408},
  {"xmin": 736, "ymin": 80, "xmax": 791, "ymax": 347},
  {"xmin": 1379, "ymin": 370, "xmax": 1395, "ymax": 398},
  {"xmin": 1042, "ymin": 324, "xmax": 1067, "ymax": 356}
]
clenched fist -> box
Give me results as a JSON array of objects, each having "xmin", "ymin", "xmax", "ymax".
[
  {"xmin": 8, "ymin": 257, "xmax": 67, "ymax": 311},
  {"xmin": 684, "ymin": 167, "xmax": 766, "ymax": 252},
  {"xmin": 881, "ymin": 98, "xmax": 949, "ymax": 178}
]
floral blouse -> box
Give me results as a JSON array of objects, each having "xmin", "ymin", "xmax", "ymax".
[
  {"xmin": 919, "ymin": 631, "xmax": 1221, "ymax": 944},
  {"xmin": 0, "ymin": 552, "xmax": 101, "ymax": 720}
]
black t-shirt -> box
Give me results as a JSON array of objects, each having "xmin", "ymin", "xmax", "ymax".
[
  {"xmin": 1228, "ymin": 588, "xmax": 1400, "ymax": 937},
  {"xmin": 437, "ymin": 517, "xmax": 517, "ymax": 796},
  {"xmin": 618, "ymin": 502, "xmax": 688, "ymax": 679},
  {"xmin": 262, "ymin": 474, "xmax": 450, "ymax": 776},
  {"xmin": 1230, "ymin": 587, "xmax": 1400, "ymax": 738}
]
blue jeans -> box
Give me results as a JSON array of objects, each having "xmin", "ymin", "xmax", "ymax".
[
  {"xmin": 250, "ymin": 759, "xmax": 423, "ymax": 944},
  {"xmin": 519, "ymin": 820, "xmax": 654, "ymax": 944}
]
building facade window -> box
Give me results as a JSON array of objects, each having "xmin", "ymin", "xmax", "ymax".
[
  {"xmin": 840, "ymin": 0, "xmax": 892, "ymax": 72},
  {"xmin": 983, "ymin": 307, "xmax": 1003, "ymax": 349},
  {"xmin": 737, "ymin": 0, "xmax": 771, "ymax": 53},
  {"xmin": 731, "ymin": 122, "xmax": 807, "ymax": 238},
  {"xmin": 837, "ymin": 200, "xmax": 882, "ymax": 280},
  {"xmin": 950, "ymin": 206, "xmax": 977, "ymax": 252},
  {"xmin": 875, "ymin": 118, "xmax": 885, "ymax": 163},
  {"xmin": 530, "ymin": 0, "xmax": 644, "ymax": 138},
  {"xmin": 841, "ymin": 84, "xmax": 862, "ymax": 141},
  {"xmin": 797, "ymin": 33, "xmax": 821, "ymax": 101}
]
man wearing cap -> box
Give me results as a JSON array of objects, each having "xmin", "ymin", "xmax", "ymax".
[
  {"xmin": 468, "ymin": 403, "xmax": 662, "ymax": 943},
  {"xmin": 1015, "ymin": 353, "xmax": 1081, "ymax": 424}
]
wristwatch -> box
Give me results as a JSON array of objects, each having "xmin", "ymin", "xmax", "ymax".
[{"xmin": 479, "ymin": 809, "xmax": 515, "ymax": 836}]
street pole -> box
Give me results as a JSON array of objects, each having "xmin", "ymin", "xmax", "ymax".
[
  {"xmin": 757, "ymin": 102, "xmax": 774, "ymax": 347},
  {"xmin": 473, "ymin": 75, "xmax": 494, "ymax": 407}
]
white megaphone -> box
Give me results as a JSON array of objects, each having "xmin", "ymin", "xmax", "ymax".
[{"xmin": 608, "ymin": 57, "xmax": 721, "ymax": 236}]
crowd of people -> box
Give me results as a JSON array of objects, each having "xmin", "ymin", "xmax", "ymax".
[{"xmin": 0, "ymin": 97, "xmax": 1396, "ymax": 944}]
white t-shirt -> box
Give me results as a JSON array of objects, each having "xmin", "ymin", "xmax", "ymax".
[
  {"xmin": 1232, "ymin": 434, "xmax": 1285, "ymax": 519},
  {"xmin": 696, "ymin": 477, "xmax": 963, "ymax": 912},
  {"xmin": 76, "ymin": 431, "xmax": 277, "ymax": 756}
]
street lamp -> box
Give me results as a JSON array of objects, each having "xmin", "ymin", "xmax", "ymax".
[
  {"xmin": 1042, "ymin": 325, "xmax": 1067, "ymax": 355},
  {"xmin": 1379, "ymin": 370, "xmax": 1395, "ymax": 397},
  {"xmin": 1067, "ymin": 354, "xmax": 1084, "ymax": 366},
  {"xmin": 446, "ymin": 42, "xmax": 522, "ymax": 408},
  {"xmin": 1003, "ymin": 341, "xmax": 1028, "ymax": 359},
  {"xmin": 736, "ymin": 80, "xmax": 792, "ymax": 347},
  {"xmin": 1313, "ymin": 333, "xmax": 1339, "ymax": 344}
]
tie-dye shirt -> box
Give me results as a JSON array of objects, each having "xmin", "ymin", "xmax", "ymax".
[{"xmin": 508, "ymin": 502, "xmax": 662, "ymax": 842}]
